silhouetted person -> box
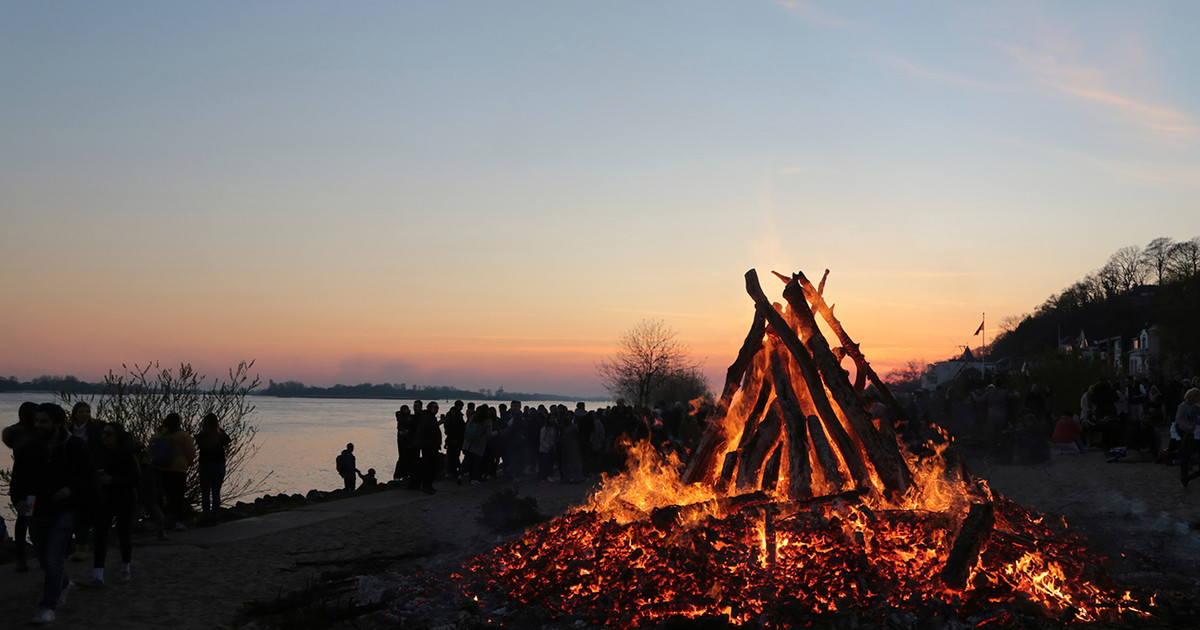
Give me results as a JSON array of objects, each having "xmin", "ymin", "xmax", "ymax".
[
  {"xmin": 337, "ymin": 443, "xmax": 359, "ymax": 491},
  {"xmin": 11, "ymin": 403, "xmax": 94, "ymax": 624},
  {"xmin": 3, "ymin": 401, "xmax": 39, "ymax": 572},
  {"xmin": 415, "ymin": 402, "xmax": 442, "ymax": 494},
  {"xmin": 443, "ymin": 400, "xmax": 466, "ymax": 481},
  {"xmin": 152, "ymin": 413, "xmax": 196, "ymax": 531},
  {"xmin": 80, "ymin": 422, "xmax": 138, "ymax": 586},
  {"xmin": 195, "ymin": 412, "xmax": 232, "ymax": 520},
  {"xmin": 394, "ymin": 405, "xmax": 415, "ymax": 480}
]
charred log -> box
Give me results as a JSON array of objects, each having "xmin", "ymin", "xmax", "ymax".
[
  {"xmin": 805, "ymin": 414, "xmax": 847, "ymax": 491},
  {"xmin": 940, "ymin": 502, "xmax": 996, "ymax": 589},
  {"xmin": 783, "ymin": 412, "xmax": 813, "ymax": 501},
  {"xmin": 720, "ymin": 310, "xmax": 767, "ymax": 409},
  {"xmin": 781, "ymin": 278, "xmax": 912, "ymax": 494}
]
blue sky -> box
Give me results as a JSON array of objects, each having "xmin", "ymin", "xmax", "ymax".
[{"xmin": 2, "ymin": 1, "xmax": 1197, "ymax": 395}]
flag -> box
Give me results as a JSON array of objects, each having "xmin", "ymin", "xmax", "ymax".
[{"xmin": 973, "ymin": 320, "xmax": 984, "ymax": 336}]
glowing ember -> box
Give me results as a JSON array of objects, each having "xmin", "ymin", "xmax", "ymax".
[{"xmin": 461, "ymin": 269, "xmax": 1151, "ymax": 627}]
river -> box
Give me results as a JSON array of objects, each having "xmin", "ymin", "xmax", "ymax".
[{"xmin": 0, "ymin": 392, "xmax": 609, "ymax": 499}]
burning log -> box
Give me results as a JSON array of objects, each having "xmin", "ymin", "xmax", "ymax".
[
  {"xmin": 736, "ymin": 401, "xmax": 784, "ymax": 492},
  {"xmin": 684, "ymin": 349, "xmax": 770, "ymax": 485},
  {"xmin": 745, "ymin": 271, "xmax": 877, "ymax": 490},
  {"xmin": 941, "ymin": 502, "xmax": 996, "ymax": 589},
  {"xmin": 783, "ymin": 413, "xmax": 813, "ymax": 500},
  {"xmin": 774, "ymin": 269, "xmax": 902, "ymax": 410},
  {"xmin": 805, "ymin": 414, "xmax": 846, "ymax": 490},
  {"xmin": 762, "ymin": 443, "xmax": 782, "ymax": 491},
  {"xmin": 720, "ymin": 310, "xmax": 767, "ymax": 409},
  {"xmin": 781, "ymin": 278, "xmax": 912, "ymax": 495}
]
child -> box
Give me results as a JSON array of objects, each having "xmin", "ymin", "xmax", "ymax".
[{"xmin": 357, "ymin": 468, "xmax": 378, "ymax": 489}]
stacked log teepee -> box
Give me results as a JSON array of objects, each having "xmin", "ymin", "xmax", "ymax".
[{"xmin": 682, "ymin": 269, "xmax": 913, "ymax": 499}]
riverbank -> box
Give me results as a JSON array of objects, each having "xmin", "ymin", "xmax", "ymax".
[{"xmin": 2, "ymin": 447, "xmax": 1198, "ymax": 628}]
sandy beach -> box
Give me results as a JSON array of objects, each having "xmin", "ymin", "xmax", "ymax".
[{"xmin": 1, "ymin": 448, "xmax": 1198, "ymax": 629}]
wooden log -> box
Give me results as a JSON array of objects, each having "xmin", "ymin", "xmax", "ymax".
[
  {"xmin": 736, "ymin": 373, "xmax": 774, "ymax": 451},
  {"xmin": 805, "ymin": 414, "xmax": 846, "ymax": 491},
  {"xmin": 775, "ymin": 298, "xmax": 874, "ymax": 490},
  {"xmin": 683, "ymin": 348, "xmax": 769, "ymax": 485},
  {"xmin": 781, "ymin": 278, "xmax": 912, "ymax": 494},
  {"xmin": 762, "ymin": 443, "xmax": 782, "ymax": 492},
  {"xmin": 737, "ymin": 401, "xmax": 784, "ymax": 492},
  {"xmin": 648, "ymin": 490, "xmax": 775, "ymax": 529},
  {"xmin": 940, "ymin": 502, "xmax": 995, "ymax": 589},
  {"xmin": 720, "ymin": 310, "xmax": 768, "ymax": 409},
  {"xmin": 777, "ymin": 269, "xmax": 903, "ymax": 413},
  {"xmin": 784, "ymin": 412, "xmax": 813, "ymax": 501},
  {"xmin": 717, "ymin": 450, "xmax": 739, "ymax": 491},
  {"xmin": 745, "ymin": 270, "xmax": 875, "ymax": 491}
]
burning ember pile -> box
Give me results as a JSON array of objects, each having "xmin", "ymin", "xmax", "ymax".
[{"xmin": 462, "ymin": 269, "xmax": 1151, "ymax": 627}]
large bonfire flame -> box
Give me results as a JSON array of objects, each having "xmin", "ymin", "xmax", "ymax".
[{"xmin": 463, "ymin": 270, "xmax": 1150, "ymax": 627}]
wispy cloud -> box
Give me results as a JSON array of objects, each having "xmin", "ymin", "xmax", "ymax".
[
  {"xmin": 985, "ymin": 134, "xmax": 1200, "ymax": 186},
  {"xmin": 876, "ymin": 53, "xmax": 1010, "ymax": 93},
  {"xmin": 770, "ymin": 0, "xmax": 857, "ymax": 29},
  {"xmin": 1002, "ymin": 43, "xmax": 1200, "ymax": 146}
]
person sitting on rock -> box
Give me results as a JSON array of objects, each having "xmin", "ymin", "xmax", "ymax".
[{"xmin": 357, "ymin": 468, "xmax": 378, "ymax": 490}]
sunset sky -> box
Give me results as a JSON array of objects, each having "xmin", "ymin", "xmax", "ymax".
[{"xmin": 3, "ymin": 2, "xmax": 1198, "ymax": 397}]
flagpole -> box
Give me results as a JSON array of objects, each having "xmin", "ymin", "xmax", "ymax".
[{"xmin": 981, "ymin": 312, "xmax": 986, "ymax": 377}]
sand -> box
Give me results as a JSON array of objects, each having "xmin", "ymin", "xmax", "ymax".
[{"xmin": 1, "ymin": 449, "xmax": 1198, "ymax": 629}]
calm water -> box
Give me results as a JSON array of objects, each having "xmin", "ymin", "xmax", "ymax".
[{"xmin": 0, "ymin": 392, "xmax": 609, "ymax": 498}]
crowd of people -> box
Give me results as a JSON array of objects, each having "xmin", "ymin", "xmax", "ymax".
[
  {"xmin": 346, "ymin": 398, "xmax": 706, "ymax": 495},
  {"xmin": 911, "ymin": 373, "xmax": 1200, "ymax": 486},
  {"xmin": 2, "ymin": 401, "xmax": 232, "ymax": 624}
]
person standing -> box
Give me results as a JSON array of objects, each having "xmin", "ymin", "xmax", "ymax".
[
  {"xmin": 462, "ymin": 405, "xmax": 493, "ymax": 485},
  {"xmin": 10, "ymin": 403, "xmax": 95, "ymax": 624},
  {"xmin": 415, "ymin": 402, "xmax": 442, "ymax": 494},
  {"xmin": 393, "ymin": 405, "xmax": 415, "ymax": 481},
  {"xmin": 152, "ymin": 413, "xmax": 197, "ymax": 531},
  {"xmin": 80, "ymin": 422, "xmax": 139, "ymax": 586},
  {"xmin": 337, "ymin": 443, "xmax": 359, "ymax": 492},
  {"xmin": 68, "ymin": 402, "xmax": 101, "ymax": 562},
  {"xmin": 3, "ymin": 401, "xmax": 39, "ymax": 572},
  {"xmin": 443, "ymin": 401, "xmax": 466, "ymax": 481},
  {"xmin": 194, "ymin": 412, "xmax": 232, "ymax": 521},
  {"xmin": 1176, "ymin": 388, "xmax": 1200, "ymax": 487}
]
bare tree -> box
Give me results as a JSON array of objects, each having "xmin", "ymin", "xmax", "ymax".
[
  {"xmin": 1142, "ymin": 237, "xmax": 1175, "ymax": 285},
  {"xmin": 58, "ymin": 361, "xmax": 268, "ymax": 504},
  {"xmin": 1103, "ymin": 245, "xmax": 1147, "ymax": 293},
  {"xmin": 1169, "ymin": 236, "xmax": 1200, "ymax": 280},
  {"xmin": 597, "ymin": 319, "xmax": 707, "ymax": 408}
]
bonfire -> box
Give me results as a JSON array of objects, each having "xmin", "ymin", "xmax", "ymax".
[{"xmin": 462, "ymin": 269, "xmax": 1151, "ymax": 628}]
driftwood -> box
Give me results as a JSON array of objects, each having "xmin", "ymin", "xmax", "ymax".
[
  {"xmin": 805, "ymin": 414, "xmax": 846, "ymax": 491},
  {"xmin": 737, "ymin": 402, "xmax": 784, "ymax": 492},
  {"xmin": 784, "ymin": 413, "xmax": 813, "ymax": 500},
  {"xmin": 648, "ymin": 491, "xmax": 775, "ymax": 530},
  {"xmin": 788, "ymin": 354, "xmax": 872, "ymax": 490},
  {"xmin": 684, "ymin": 349, "xmax": 769, "ymax": 485},
  {"xmin": 720, "ymin": 310, "xmax": 767, "ymax": 409},
  {"xmin": 775, "ymin": 269, "xmax": 903, "ymax": 412},
  {"xmin": 762, "ymin": 443, "xmax": 783, "ymax": 491},
  {"xmin": 745, "ymin": 270, "xmax": 874, "ymax": 489},
  {"xmin": 781, "ymin": 279, "xmax": 912, "ymax": 495},
  {"xmin": 940, "ymin": 502, "xmax": 995, "ymax": 589},
  {"xmin": 717, "ymin": 451, "xmax": 739, "ymax": 492}
]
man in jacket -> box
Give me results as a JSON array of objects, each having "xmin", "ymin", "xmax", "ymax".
[{"xmin": 10, "ymin": 402, "xmax": 95, "ymax": 624}]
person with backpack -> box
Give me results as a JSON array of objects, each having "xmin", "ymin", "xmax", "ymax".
[
  {"xmin": 336, "ymin": 443, "xmax": 359, "ymax": 492},
  {"xmin": 151, "ymin": 413, "xmax": 196, "ymax": 531}
]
